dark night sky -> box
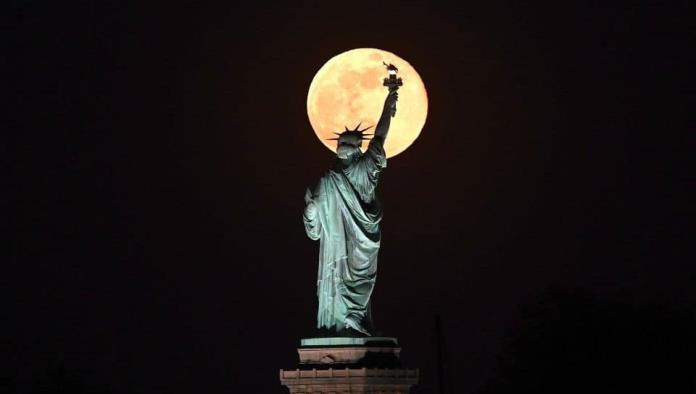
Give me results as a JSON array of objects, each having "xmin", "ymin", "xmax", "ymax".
[{"xmin": 7, "ymin": 1, "xmax": 693, "ymax": 393}]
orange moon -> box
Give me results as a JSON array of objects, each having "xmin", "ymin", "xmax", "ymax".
[{"xmin": 307, "ymin": 48, "xmax": 428, "ymax": 158}]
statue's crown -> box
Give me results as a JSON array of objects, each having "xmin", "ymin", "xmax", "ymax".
[{"xmin": 326, "ymin": 122, "xmax": 373, "ymax": 147}]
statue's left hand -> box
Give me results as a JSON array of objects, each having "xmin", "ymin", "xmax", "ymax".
[
  {"xmin": 304, "ymin": 188, "xmax": 318, "ymax": 219},
  {"xmin": 304, "ymin": 188, "xmax": 314, "ymax": 204}
]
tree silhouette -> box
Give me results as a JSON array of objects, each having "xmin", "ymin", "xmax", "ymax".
[{"xmin": 483, "ymin": 289, "xmax": 696, "ymax": 394}]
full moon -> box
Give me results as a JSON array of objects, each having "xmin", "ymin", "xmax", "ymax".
[{"xmin": 307, "ymin": 48, "xmax": 428, "ymax": 158}]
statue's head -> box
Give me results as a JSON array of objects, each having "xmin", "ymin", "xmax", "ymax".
[{"xmin": 327, "ymin": 123, "xmax": 372, "ymax": 160}]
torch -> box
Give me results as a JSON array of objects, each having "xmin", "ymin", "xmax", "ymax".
[{"xmin": 383, "ymin": 62, "xmax": 402, "ymax": 117}]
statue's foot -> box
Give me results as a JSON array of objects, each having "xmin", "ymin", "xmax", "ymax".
[{"xmin": 344, "ymin": 315, "xmax": 371, "ymax": 337}]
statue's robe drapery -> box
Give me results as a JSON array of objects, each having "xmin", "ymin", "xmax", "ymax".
[{"xmin": 303, "ymin": 139, "xmax": 387, "ymax": 333}]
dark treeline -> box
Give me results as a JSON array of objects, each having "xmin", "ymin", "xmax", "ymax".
[{"xmin": 482, "ymin": 288, "xmax": 696, "ymax": 394}]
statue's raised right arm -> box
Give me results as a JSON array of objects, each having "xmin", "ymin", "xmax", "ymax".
[{"xmin": 373, "ymin": 89, "xmax": 399, "ymax": 144}]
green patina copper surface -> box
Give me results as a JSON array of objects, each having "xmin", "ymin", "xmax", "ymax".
[
  {"xmin": 301, "ymin": 337, "xmax": 398, "ymax": 347},
  {"xmin": 304, "ymin": 87, "xmax": 398, "ymax": 336}
]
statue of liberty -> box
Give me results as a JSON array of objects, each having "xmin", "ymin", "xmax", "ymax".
[{"xmin": 303, "ymin": 77, "xmax": 399, "ymax": 336}]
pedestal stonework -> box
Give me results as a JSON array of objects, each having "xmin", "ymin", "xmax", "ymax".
[{"xmin": 280, "ymin": 337, "xmax": 418, "ymax": 393}]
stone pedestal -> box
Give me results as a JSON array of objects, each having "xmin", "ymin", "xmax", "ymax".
[{"xmin": 280, "ymin": 337, "xmax": 418, "ymax": 393}]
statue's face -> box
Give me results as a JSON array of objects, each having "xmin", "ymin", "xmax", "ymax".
[{"xmin": 337, "ymin": 142, "xmax": 360, "ymax": 159}]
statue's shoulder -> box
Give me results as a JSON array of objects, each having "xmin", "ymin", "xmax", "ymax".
[
  {"xmin": 362, "ymin": 139, "xmax": 387, "ymax": 169},
  {"xmin": 316, "ymin": 169, "xmax": 337, "ymax": 187}
]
